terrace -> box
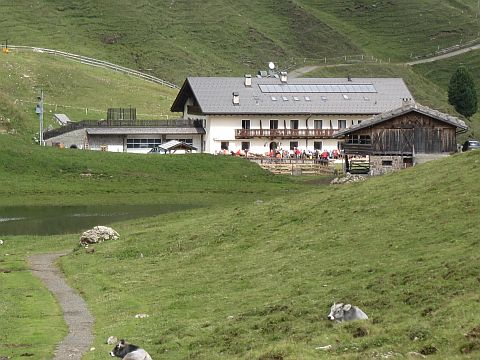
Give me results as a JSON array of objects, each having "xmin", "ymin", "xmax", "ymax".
[{"xmin": 235, "ymin": 128, "xmax": 336, "ymax": 139}]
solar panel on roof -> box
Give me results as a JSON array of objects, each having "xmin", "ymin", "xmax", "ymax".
[{"xmin": 258, "ymin": 83, "xmax": 377, "ymax": 93}]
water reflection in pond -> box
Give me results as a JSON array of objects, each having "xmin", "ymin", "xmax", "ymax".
[{"xmin": 0, "ymin": 204, "xmax": 191, "ymax": 236}]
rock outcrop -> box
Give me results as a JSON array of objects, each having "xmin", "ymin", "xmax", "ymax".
[
  {"xmin": 330, "ymin": 173, "xmax": 367, "ymax": 185},
  {"xmin": 80, "ymin": 226, "xmax": 119, "ymax": 247}
]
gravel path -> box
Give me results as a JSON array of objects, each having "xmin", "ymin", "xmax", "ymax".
[
  {"xmin": 29, "ymin": 252, "xmax": 94, "ymax": 360},
  {"xmin": 406, "ymin": 43, "xmax": 480, "ymax": 65}
]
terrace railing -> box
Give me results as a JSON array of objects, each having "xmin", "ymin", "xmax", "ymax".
[
  {"xmin": 235, "ymin": 128, "xmax": 336, "ymax": 139},
  {"xmin": 44, "ymin": 119, "xmax": 204, "ymax": 140}
]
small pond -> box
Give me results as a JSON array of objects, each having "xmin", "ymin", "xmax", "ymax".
[{"xmin": 0, "ymin": 204, "xmax": 191, "ymax": 236}]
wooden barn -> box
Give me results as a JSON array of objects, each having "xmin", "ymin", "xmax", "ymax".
[{"xmin": 334, "ymin": 102, "xmax": 468, "ymax": 175}]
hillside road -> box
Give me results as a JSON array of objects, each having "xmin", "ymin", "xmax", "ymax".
[{"xmin": 290, "ymin": 43, "xmax": 480, "ymax": 78}]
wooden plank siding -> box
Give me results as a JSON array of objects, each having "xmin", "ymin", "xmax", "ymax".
[{"xmin": 343, "ymin": 112, "xmax": 458, "ymax": 155}]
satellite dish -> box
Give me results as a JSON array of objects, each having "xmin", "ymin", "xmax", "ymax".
[{"xmin": 268, "ymin": 62, "xmax": 275, "ymax": 70}]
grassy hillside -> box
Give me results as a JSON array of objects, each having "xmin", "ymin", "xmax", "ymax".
[
  {"xmin": 0, "ymin": 51, "xmax": 178, "ymax": 138},
  {"xmin": 297, "ymin": 0, "xmax": 480, "ymax": 61},
  {"xmin": 2, "ymin": 141, "xmax": 479, "ymax": 359},
  {"xmin": 1, "ymin": 0, "xmax": 478, "ymax": 83},
  {"xmin": 0, "ymin": 140, "xmax": 307, "ymax": 359},
  {"xmin": 57, "ymin": 150, "xmax": 480, "ymax": 359},
  {"xmin": 0, "ymin": 135, "xmax": 301, "ymax": 207}
]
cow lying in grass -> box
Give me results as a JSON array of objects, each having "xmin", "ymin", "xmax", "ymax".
[
  {"xmin": 110, "ymin": 340, "xmax": 152, "ymax": 360},
  {"xmin": 327, "ymin": 303, "xmax": 368, "ymax": 322}
]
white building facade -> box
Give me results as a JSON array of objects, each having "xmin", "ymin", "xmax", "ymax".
[{"xmin": 171, "ymin": 75, "xmax": 414, "ymax": 155}]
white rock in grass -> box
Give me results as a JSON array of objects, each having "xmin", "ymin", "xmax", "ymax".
[
  {"xmin": 107, "ymin": 336, "xmax": 118, "ymax": 345},
  {"xmin": 407, "ymin": 352, "xmax": 426, "ymax": 359},
  {"xmin": 315, "ymin": 345, "xmax": 332, "ymax": 351},
  {"xmin": 135, "ymin": 313, "xmax": 149, "ymax": 319},
  {"xmin": 79, "ymin": 226, "xmax": 119, "ymax": 246},
  {"xmin": 0, "ymin": 240, "xmax": 3, "ymax": 245}
]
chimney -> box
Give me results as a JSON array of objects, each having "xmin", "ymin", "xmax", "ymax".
[
  {"xmin": 244, "ymin": 74, "xmax": 252, "ymax": 87},
  {"xmin": 280, "ymin": 71, "xmax": 288, "ymax": 83},
  {"xmin": 232, "ymin": 92, "xmax": 240, "ymax": 105}
]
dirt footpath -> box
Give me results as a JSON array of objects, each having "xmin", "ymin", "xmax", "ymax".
[{"xmin": 29, "ymin": 252, "xmax": 94, "ymax": 360}]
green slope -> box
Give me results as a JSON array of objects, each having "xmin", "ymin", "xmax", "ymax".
[
  {"xmin": 2, "ymin": 0, "xmax": 478, "ymax": 83},
  {"xmin": 0, "ymin": 51, "xmax": 178, "ymax": 138},
  {"xmin": 2, "ymin": 133, "xmax": 479, "ymax": 359},
  {"xmin": 55, "ymin": 150, "xmax": 479, "ymax": 360},
  {"xmin": 298, "ymin": 0, "xmax": 480, "ymax": 61}
]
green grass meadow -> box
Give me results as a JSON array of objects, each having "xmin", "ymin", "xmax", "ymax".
[
  {"xmin": 59, "ymin": 150, "xmax": 480, "ymax": 359},
  {"xmin": 1, "ymin": 139, "xmax": 479, "ymax": 359}
]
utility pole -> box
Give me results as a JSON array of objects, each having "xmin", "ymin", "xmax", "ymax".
[{"xmin": 35, "ymin": 90, "xmax": 44, "ymax": 145}]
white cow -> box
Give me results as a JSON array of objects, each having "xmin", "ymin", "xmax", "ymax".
[{"xmin": 327, "ymin": 303, "xmax": 368, "ymax": 322}]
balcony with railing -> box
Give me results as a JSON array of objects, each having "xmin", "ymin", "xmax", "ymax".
[{"xmin": 235, "ymin": 128, "xmax": 336, "ymax": 139}]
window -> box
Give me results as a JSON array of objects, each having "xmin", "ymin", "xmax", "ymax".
[
  {"xmin": 270, "ymin": 120, "xmax": 279, "ymax": 129},
  {"xmin": 241, "ymin": 142, "xmax": 250, "ymax": 151},
  {"xmin": 338, "ymin": 120, "xmax": 347, "ymax": 129},
  {"xmin": 314, "ymin": 141, "xmax": 323, "ymax": 150},
  {"xmin": 314, "ymin": 120, "xmax": 323, "ymax": 129},
  {"xmin": 241, "ymin": 120, "xmax": 250, "ymax": 129},
  {"xmin": 382, "ymin": 160, "xmax": 393, "ymax": 166},
  {"xmin": 290, "ymin": 141, "xmax": 299, "ymax": 150},
  {"xmin": 347, "ymin": 135, "xmax": 371, "ymax": 144},
  {"xmin": 221, "ymin": 141, "xmax": 229, "ymax": 150},
  {"xmin": 290, "ymin": 120, "xmax": 299, "ymax": 129},
  {"xmin": 127, "ymin": 138, "xmax": 161, "ymax": 149}
]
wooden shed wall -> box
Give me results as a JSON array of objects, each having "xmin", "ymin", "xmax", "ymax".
[{"xmin": 352, "ymin": 112, "xmax": 458, "ymax": 155}]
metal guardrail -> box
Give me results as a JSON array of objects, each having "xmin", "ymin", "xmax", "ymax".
[{"xmin": 8, "ymin": 45, "xmax": 179, "ymax": 89}]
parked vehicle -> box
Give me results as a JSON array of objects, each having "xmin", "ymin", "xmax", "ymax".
[{"xmin": 462, "ymin": 140, "xmax": 480, "ymax": 152}]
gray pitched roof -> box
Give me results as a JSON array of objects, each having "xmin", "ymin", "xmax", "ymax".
[
  {"xmin": 172, "ymin": 76, "xmax": 413, "ymax": 115},
  {"xmin": 333, "ymin": 102, "xmax": 468, "ymax": 137},
  {"xmin": 86, "ymin": 127, "xmax": 205, "ymax": 135}
]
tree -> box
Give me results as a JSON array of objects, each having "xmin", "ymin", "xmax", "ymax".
[{"xmin": 448, "ymin": 66, "xmax": 478, "ymax": 118}]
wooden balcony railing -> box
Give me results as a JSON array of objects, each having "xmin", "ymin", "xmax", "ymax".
[{"xmin": 235, "ymin": 128, "xmax": 336, "ymax": 139}]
